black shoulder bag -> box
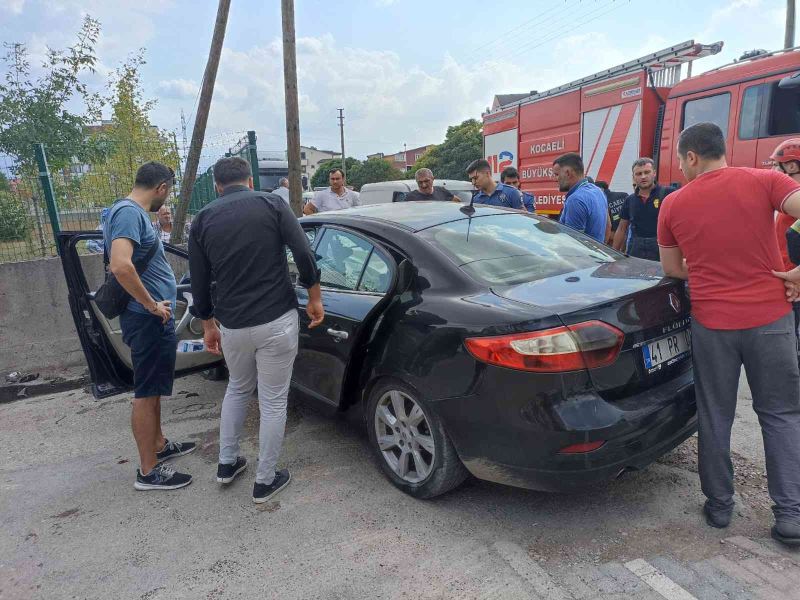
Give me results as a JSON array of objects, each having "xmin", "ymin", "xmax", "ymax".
[{"xmin": 94, "ymin": 237, "xmax": 162, "ymax": 319}]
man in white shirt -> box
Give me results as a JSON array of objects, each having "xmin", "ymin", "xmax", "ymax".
[
  {"xmin": 272, "ymin": 178, "xmax": 290, "ymax": 204},
  {"xmin": 303, "ymin": 168, "xmax": 360, "ymax": 214}
]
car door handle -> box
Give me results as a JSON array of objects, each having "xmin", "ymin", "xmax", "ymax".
[{"xmin": 326, "ymin": 328, "xmax": 349, "ymax": 341}]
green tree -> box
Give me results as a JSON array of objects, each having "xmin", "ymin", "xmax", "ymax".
[
  {"xmin": 0, "ymin": 171, "xmax": 10, "ymax": 192},
  {"xmin": 0, "ymin": 190, "xmax": 30, "ymax": 241},
  {"xmin": 412, "ymin": 119, "xmax": 483, "ymax": 181},
  {"xmin": 348, "ymin": 158, "xmax": 404, "ymax": 191},
  {"xmin": 310, "ymin": 157, "xmax": 361, "ymax": 189},
  {"xmin": 79, "ymin": 52, "xmax": 179, "ymax": 204},
  {"xmin": 0, "ymin": 16, "xmax": 102, "ymax": 172}
]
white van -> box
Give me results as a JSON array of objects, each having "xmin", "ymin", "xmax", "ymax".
[{"xmin": 358, "ymin": 179, "xmax": 475, "ymax": 206}]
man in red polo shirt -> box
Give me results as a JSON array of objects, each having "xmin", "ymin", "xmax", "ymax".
[{"xmin": 658, "ymin": 122, "xmax": 800, "ymax": 547}]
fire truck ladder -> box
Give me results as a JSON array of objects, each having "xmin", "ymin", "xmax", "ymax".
[{"xmin": 497, "ymin": 40, "xmax": 724, "ymax": 109}]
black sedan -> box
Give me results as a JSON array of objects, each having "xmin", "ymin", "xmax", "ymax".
[{"xmin": 58, "ymin": 202, "xmax": 696, "ymax": 498}]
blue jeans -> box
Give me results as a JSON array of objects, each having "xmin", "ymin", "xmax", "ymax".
[{"xmin": 628, "ymin": 236, "xmax": 659, "ymax": 261}]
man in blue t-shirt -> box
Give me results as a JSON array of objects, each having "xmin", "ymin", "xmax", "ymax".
[
  {"xmin": 500, "ymin": 166, "xmax": 536, "ymax": 213},
  {"xmin": 105, "ymin": 161, "xmax": 195, "ymax": 492},
  {"xmin": 466, "ymin": 159, "xmax": 523, "ymax": 209},
  {"xmin": 553, "ymin": 152, "xmax": 609, "ymax": 243}
]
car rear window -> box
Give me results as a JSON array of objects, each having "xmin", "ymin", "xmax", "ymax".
[{"xmin": 419, "ymin": 214, "xmax": 618, "ymax": 286}]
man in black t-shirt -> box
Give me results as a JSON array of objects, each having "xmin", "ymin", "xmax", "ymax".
[
  {"xmin": 595, "ymin": 180, "xmax": 628, "ymax": 240},
  {"xmin": 404, "ymin": 168, "xmax": 456, "ymax": 202}
]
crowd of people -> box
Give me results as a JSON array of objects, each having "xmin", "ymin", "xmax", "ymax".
[{"xmin": 101, "ymin": 121, "xmax": 800, "ymax": 546}]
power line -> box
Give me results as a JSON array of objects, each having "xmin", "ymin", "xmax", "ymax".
[
  {"xmin": 503, "ymin": 0, "xmax": 627, "ymax": 64},
  {"xmin": 462, "ymin": 0, "xmax": 579, "ymax": 60}
]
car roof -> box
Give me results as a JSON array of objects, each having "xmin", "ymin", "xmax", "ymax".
[
  {"xmin": 360, "ymin": 181, "xmax": 416, "ymax": 192},
  {"xmin": 302, "ymin": 201, "xmax": 514, "ymax": 233},
  {"xmin": 358, "ymin": 179, "xmax": 476, "ymax": 193},
  {"xmin": 432, "ymin": 179, "xmax": 475, "ymax": 191}
]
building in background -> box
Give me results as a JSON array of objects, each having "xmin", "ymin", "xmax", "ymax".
[
  {"xmin": 256, "ymin": 146, "xmax": 341, "ymax": 191},
  {"xmin": 367, "ymin": 144, "xmax": 436, "ymax": 172},
  {"xmin": 301, "ymin": 146, "xmax": 341, "ymax": 177}
]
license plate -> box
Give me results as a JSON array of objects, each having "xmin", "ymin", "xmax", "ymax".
[{"xmin": 642, "ymin": 330, "xmax": 691, "ymax": 369}]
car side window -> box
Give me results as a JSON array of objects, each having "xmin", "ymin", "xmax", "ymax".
[
  {"xmin": 359, "ymin": 251, "xmax": 391, "ymax": 293},
  {"xmin": 393, "ymin": 191, "xmax": 408, "ymax": 202},
  {"xmin": 287, "ymin": 227, "xmax": 318, "ymax": 283},
  {"xmin": 315, "ymin": 229, "xmax": 373, "ymax": 291}
]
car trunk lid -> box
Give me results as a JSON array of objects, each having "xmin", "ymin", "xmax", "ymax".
[{"xmin": 492, "ymin": 259, "xmax": 692, "ymax": 396}]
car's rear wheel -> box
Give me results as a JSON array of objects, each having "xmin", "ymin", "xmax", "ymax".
[{"xmin": 366, "ymin": 380, "xmax": 468, "ymax": 498}]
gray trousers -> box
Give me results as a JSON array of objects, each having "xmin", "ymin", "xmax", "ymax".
[
  {"xmin": 693, "ymin": 312, "xmax": 800, "ymax": 524},
  {"xmin": 219, "ymin": 309, "xmax": 299, "ymax": 484}
]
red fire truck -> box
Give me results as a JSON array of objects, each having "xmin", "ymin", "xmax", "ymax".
[{"xmin": 482, "ymin": 40, "xmax": 800, "ymax": 215}]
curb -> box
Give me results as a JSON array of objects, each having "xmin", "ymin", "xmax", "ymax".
[{"xmin": 0, "ymin": 374, "xmax": 90, "ymax": 404}]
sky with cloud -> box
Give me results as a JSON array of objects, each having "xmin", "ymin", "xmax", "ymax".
[{"xmin": 0, "ymin": 0, "xmax": 793, "ymax": 165}]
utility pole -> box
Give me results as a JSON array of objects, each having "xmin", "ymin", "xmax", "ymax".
[
  {"xmin": 180, "ymin": 109, "xmax": 188, "ymax": 161},
  {"xmin": 338, "ymin": 108, "xmax": 346, "ymax": 182},
  {"xmin": 171, "ymin": 131, "xmax": 183, "ymax": 180},
  {"xmin": 786, "ymin": 0, "xmax": 796, "ymax": 49},
  {"xmin": 172, "ymin": 0, "xmax": 231, "ymax": 244},
  {"xmin": 282, "ymin": 0, "xmax": 303, "ymax": 216}
]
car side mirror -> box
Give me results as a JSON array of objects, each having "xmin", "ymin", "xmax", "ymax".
[{"xmin": 779, "ymin": 71, "xmax": 800, "ymax": 89}]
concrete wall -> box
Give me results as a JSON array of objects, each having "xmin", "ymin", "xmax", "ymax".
[{"xmin": 0, "ymin": 255, "xmax": 104, "ymax": 373}]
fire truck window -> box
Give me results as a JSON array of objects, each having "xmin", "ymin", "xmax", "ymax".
[
  {"xmin": 683, "ymin": 93, "xmax": 731, "ymax": 139},
  {"xmin": 739, "ymin": 84, "xmax": 767, "ymax": 140},
  {"xmin": 767, "ymin": 82, "xmax": 800, "ymax": 136}
]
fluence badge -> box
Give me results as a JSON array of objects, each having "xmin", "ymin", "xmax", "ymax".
[{"xmin": 654, "ymin": 198, "xmax": 660, "ymax": 208}]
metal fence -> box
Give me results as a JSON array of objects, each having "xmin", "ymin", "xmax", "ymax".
[
  {"xmin": 0, "ymin": 130, "xmax": 260, "ymax": 264},
  {"xmin": 0, "ymin": 149, "xmax": 59, "ymax": 263}
]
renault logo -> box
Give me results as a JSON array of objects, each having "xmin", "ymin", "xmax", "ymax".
[{"xmin": 668, "ymin": 292, "xmax": 681, "ymax": 313}]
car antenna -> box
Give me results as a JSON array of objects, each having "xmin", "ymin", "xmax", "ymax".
[
  {"xmin": 460, "ymin": 190, "xmax": 476, "ymax": 216},
  {"xmin": 461, "ymin": 190, "xmax": 477, "ymax": 241}
]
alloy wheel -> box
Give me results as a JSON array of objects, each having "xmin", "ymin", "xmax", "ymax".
[{"xmin": 373, "ymin": 389, "xmax": 436, "ymax": 483}]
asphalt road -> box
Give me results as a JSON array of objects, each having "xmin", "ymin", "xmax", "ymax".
[{"xmin": 1, "ymin": 372, "xmax": 798, "ymax": 599}]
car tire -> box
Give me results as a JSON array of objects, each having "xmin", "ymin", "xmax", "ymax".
[{"xmin": 366, "ymin": 380, "xmax": 468, "ymax": 499}]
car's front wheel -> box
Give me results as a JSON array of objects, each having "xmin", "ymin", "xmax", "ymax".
[{"xmin": 366, "ymin": 380, "xmax": 468, "ymax": 498}]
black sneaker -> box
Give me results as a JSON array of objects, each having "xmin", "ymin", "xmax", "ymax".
[
  {"xmin": 703, "ymin": 501, "xmax": 733, "ymax": 529},
  {"xmin": 156, "ymin": 439, "xmax": 197, "ymax": 462},
  {"xmin": 134, "ymin": 463, "xmax": 192, "ymax": 491},
  {"xmin": 771, "ymin": 521, "xmax": 800, "ymax": 547},
  {"xmin": 253, "ymin": 469, "xmax": 291, "ymax": 504},
  {"xmin": 217, "ymin": 457, "xmax": 247, "ymax": 484}
]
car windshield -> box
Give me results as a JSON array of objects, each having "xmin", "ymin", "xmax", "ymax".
[{"xmin": 419, "ymin": 213, "xmax": 619, "ymax": 286}]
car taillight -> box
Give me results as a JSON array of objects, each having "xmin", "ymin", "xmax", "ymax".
[{"xmin": 464, "ymin": 320, "xmax": 624, "ymax": 373}]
